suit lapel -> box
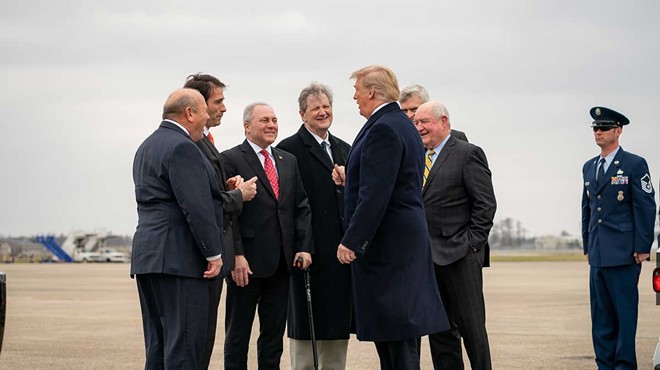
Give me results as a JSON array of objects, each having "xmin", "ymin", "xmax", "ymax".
[
  {"xmin": 422, "ymin": 136, "xmax": 455, "ymax": 194},
  {"xmin": 586, "ymin": 156, "xmax": 598, "ymax": 196},
  {"xmin": 201, "ymin": 135, "xmax": 222, "ymax": 163},
  {"xmin": 200, "ymin": 135, "xmax": 228, "ymax": 190},
  {"xmin": 329, "ymin": 133, "xmax": 348, "ymax": 166},
  {"xmin": 239, "ymin": 140, "xmax": 278, "ymax": 200},
  {"xmin": 272, "ymin": 147, "xmax": 287, "ymax": 201},
  {"xmin": 298, "ymin": 126, "xmax": 333, "ymax": 170},
  {"xmin": 347, "ymin": 102, "xmax": 400, "ymax": 163}
]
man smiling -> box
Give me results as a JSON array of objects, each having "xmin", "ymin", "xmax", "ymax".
[
  {"xmin": 278, "ymin": 83, "xmax": 352, "ymax": 369},
  {"xmin": 221, "ymin": 102, "xmax": 313, "ymax": 369}
]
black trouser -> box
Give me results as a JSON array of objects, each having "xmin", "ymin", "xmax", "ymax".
[
  {"xmin": 374, "ymin": 337, "xmax": 421, "ymax": 370},
  {"xmin": 136, "ymin": 273, "xmax": 211, "ymax": 370},
  {"xmin": 429, "ymin": 248, "xmax": 491, "ymax": 370},
  {"xmin": 199, "ymin": 277, "xmax": 223, "ymax": 369},
  {"xmin": 224, "ymin": 262, "xmax": 289, "ymax": 370}
]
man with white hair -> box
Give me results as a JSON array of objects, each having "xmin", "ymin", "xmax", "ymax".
[
  {"xmin": 414, "ymin": 101, "xmax": 496, "ymax": 370},
  {"xmin": 399, "ymin": 84, "xmax": 468, "ymax": 142}
]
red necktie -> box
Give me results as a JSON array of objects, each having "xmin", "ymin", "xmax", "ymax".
[
  {"xmin": 207, "ymin": 132, "xmax": 215, "ymax": 144},
  {"xmin": 260, "ymin": 149, "xmax": 279, "ymax": 200}
]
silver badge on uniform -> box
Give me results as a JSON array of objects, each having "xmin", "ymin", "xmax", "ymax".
[
  {"xmin": 641, "ymin": 174, "xmax": 653, "ymax": 193},
  {"xmin": 617, "ymin": 191, "xmax": 624, "ymax": 201},
  {"xmin": 617, "ymin": 169, "xmax": 623, "ymax": 175}
]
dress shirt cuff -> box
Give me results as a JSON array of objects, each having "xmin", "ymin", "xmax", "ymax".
[{"xmin": 206, "ymin": 253, "xmax": 222, "ymax": 261}]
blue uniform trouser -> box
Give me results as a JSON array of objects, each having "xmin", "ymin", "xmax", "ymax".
[{"xmin": 590, "ymin": 264, "xmax": 641, "ymax": 370}]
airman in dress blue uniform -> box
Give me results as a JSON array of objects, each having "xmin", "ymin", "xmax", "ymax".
[{"xmin": 581, "ymin": 106, "xmax": 657, "ymax": 370}]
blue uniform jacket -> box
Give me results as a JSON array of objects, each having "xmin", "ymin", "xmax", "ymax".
[{"xmin": 581, "ymin": 147, "xmax": 656, "ymax": 267}]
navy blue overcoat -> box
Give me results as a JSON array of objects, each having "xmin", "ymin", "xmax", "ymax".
[{"xmin": 342, "ymin": 102, "xmax": 449, "ymax": 341}]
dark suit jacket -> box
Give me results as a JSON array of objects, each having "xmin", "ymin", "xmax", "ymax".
[
  {"xmin": 131, "ymin": 121, "xmax": 224, "ymax": 278},
  {"xmin": 197, "ymin": 135, "xmax": 242, "ymax": 274},
  {"xmin": 422, "ymin": 135, "xmax": 496, "ymax": 267},
  {"xmin": 452, "ymin": 129, "xmax": 468, "ymax": 142},
  {"xmin": 342, "ymin": 102, "xmax": 449, "ymax": 341},
  {"xmin": 278, "ymin": 125, "xmax": 352, "ymax": 340},
  {"xmin": 220, "ymin": 140, "xmax": 313, "ymax": 278},
  {"xmin": 581, "ymin": 148, "xmax": 656, "ymax": 267}
]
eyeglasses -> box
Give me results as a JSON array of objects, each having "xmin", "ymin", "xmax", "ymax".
[{"xmin": 592, "ymin": 126, "xmax": 615, "ymax": 132}]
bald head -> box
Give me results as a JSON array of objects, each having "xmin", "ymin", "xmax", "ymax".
[{"xmin": 162, "ymin": 88, "xmax": 209, "ymax": 142}]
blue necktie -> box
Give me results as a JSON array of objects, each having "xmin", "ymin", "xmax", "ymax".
[{"xmin": 596, "ymin": 158, "xmax": 606, "ymax": 186}]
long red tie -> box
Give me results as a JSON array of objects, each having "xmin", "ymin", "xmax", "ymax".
[
  {"xmin": 260, "ymin": 149, "xmax": 279, "ymax": 200},
  {"xmin": 207, "ymin": 132, "xmax": 215, "ymax": 144}
]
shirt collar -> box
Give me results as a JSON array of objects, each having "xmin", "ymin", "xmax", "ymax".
[
  {"xmin": 304, "ymin": 125, "xmax": 330, "ymax": 146},
  {"xmin": 371, "ymin": 102, "xmax": 389, "ymax": 116},
  {"xmin": 430, "ymin": 133, "xmax": 452, "ymax": 153},
  {"xmin": 600, "ymin": 146, "xmax": 620, "ymax": 165},
  {"xmin": 164, "ymin": 119, "xmax": 190, "ymax": 137},
  {"xmin": 247, "ymin": 139, "xmax": 272, "ymax": 156}
]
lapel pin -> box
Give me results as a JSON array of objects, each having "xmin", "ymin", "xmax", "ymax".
[{"xmin": 614, "ymin": 160, "xmax": 619, "ymax": 165}]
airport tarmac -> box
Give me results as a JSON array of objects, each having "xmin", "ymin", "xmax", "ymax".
[{"xmin": 0, "ymin": 260, "xmax": 658, "ymax": 369}]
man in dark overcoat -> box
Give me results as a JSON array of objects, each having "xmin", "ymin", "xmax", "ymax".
[
  {"xmin": 278, "ymin": 82, "xmax": 352, "ymax": 369},
  {"xmin": 335, "ymin": 65, "xmax": 449, "ymax": 370}
]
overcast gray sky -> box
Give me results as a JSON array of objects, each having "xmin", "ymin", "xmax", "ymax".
[{"xmin": 1, "ymin": 0, "xmax": 658, "ymax": 238}]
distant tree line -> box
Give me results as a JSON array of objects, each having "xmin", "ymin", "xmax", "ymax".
[
  {"xmin": 489, "ymin": 218, "xmax": 533, "ymax": 248},
  {"xmin": 489, "ymin": 218, "xmax": 580, "ymax": 250}
]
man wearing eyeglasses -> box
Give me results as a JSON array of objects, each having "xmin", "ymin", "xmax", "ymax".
[{"xmin": 581, "ymin": 106, "xmax": 656, "ymax": 370}]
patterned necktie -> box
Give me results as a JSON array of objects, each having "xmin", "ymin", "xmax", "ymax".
[
  {"xmin": 207, "ymin": 132, "xmax": 215, "ymax": 144},
  {"xmin": 260, "ymin": 149, "xmax": 279, "ymax": 200},
  {"xmin": 321, "ymin": 141, "xmax": 333, "ymax": 163},
  {"xmin": 596, "ymin": 157, "xmax": 606, "ymax": 186},
  {"xmin": 423, "ymin": 149, "xmax": 435, "ymax": 187}
]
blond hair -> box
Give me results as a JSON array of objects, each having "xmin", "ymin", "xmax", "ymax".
[{"xmin": 350, "ymin": 65, "xmax": 400, "ymax": 102}]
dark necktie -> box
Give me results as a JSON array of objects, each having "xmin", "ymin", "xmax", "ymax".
[
  {"xmin": 596, "ymin": 158, "xmax": 606, "ymax": 186},
  {"xmin": 260, "ymin": 149, "xmax": 279, "ymax": 200},
  {"xmin": 321, "ymin": 141, "xmax": 333, "ymax": 163}
]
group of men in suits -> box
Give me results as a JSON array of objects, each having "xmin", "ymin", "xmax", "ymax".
[{"xmin": 131, "ymin": 65, "xmax": 498, "ymax": 370}]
